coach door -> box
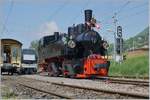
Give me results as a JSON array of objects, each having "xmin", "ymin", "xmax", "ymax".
[
  {"xmin": 11, "ymin": 46, "xmax": 21, "ymax": 65},
  {"xmin": 3, "ymin": 45, "xmax": 11, "ymax": 64}
]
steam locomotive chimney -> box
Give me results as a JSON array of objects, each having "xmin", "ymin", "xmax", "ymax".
[
  {"xmin": 84, "ymin": 9, "xmax": 92, "ymax": 23},
  {"xmin": 84, "ymin": 9, "xmax": 92, "ymax": 30}
]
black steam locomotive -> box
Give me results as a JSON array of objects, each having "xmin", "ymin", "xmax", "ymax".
[{"xmin": 38, "ymin": 9, "xmax": 110, "ymax": 78}]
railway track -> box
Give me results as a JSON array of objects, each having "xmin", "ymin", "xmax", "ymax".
[
  {"xmin": 2, "ymin": 75, "xmax": 149, "ymax": 99},
  {"xmin": 51, "ymin": 82, "xmax": 149, "ymax": 99},
  {"xmin": 20, "ymin": 75, "xmax": 149, "ymax": 99},
  {"xmin": 17, "ymin": 82, "xmax": 72, "ymax": 99},
  {"xmin": 17, "ymin": 79, "xmax": 149, "ymax": 99},
  {"xmin": 108, "ymin": 75, "xmax": 149, "ymax": 79},
  {"xmin": 106, "ymin": 80, "xmax": 148, "ymax": 86},
  {"xmin": 39, "ymin": 74, "xmax": 149, "ymax": 86},
  {"xmin": 95, "ymin": 76, "xmax": 149, "ymax": 86}
]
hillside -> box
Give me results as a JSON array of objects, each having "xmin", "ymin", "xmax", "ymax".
[
  {"xmin": 108, "ymin": 26, "xmax": 149, "ymax": 54},
  {"xmin": 124, "ymin": 27, "xmax": 149, "ymax": 51}
]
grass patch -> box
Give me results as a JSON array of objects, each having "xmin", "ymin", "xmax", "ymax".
[
  {"xmin": 109, "ymin": 54, "xmax": 149, "ymax": 77},
  {"xmin": 1, "ymin": 86, "xmax": 16, "ymax": 99}
]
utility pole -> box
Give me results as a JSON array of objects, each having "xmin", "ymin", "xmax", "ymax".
[
  {"xmin": 112, "ymin": 13, "xmax": 117, "ymax": 61},
  {"xmin": 120, "ymin": 37, "xmax": 123, "ymax": 62},
  {"xmin": 133, "ymin": 39, "xmax": 135, "ymax": 51}
]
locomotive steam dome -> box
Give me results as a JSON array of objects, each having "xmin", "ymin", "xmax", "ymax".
[{"xmin": 76, "ymin": 30, "xmax": 101, "ymax": 43}]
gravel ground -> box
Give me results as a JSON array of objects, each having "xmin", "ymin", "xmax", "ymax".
[
  {"xmin": 1, "ymin": 75, "xmax": 149, "ymax": 99},
  {"xmin": 1, "ymin": 76, "xmax": 30, "ymax": 99},
  {"xmin": 22, "ymin": 75, "xmax": 149, "ymax": 96},
  {"xmin": 1, "ymin": 75, "xmax": 61, "ymax": 99},
  {"xmin": 2, "ymin": 76, "xmax": 136, "ymax": 99}
]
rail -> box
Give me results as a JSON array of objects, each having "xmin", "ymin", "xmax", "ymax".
[
  {"xmin": 51, "ymin": 82, "xmax": 149, "ymax": 99},
  {"xmin": 17, "ymin": 82, "xmax": 72, "ymax": 99},
  {"xmin": 95, "ymin": 76, "xmax": 149, "ymax": 86}
]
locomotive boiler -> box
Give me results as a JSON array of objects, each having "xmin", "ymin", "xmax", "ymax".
[{"xmin": 38, "ymin": 9, "xmax": 110, "ymax": 78}]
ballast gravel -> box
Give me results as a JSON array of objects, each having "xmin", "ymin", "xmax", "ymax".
[
  {"xmin": 22, "ymin": 75, "xmax": 149, "ymax": 95},
  {"xmin": 1, "ymin": 75, "xmax": 149, "ymax": 99}
]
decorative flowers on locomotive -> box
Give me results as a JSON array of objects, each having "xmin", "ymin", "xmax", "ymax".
[{"xmin": 38, "ymin": 9, "xmax": 110, "ymax": 78}]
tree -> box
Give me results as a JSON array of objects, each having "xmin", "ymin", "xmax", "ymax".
[{"xmin": 29, "ymin": 40, "xmax": 39, "ymax": 53}]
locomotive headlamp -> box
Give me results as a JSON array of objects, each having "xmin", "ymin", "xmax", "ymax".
[
  {"xmin": 103, "ymin": 41, "xmax": 109, "ymax": 49},
  {"xmin": 68, "ymin": 40, "xmax": 76, "ymax": 48}
]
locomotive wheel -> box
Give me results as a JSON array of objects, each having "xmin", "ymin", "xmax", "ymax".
[
  {"xmin": 48, "ymin": 63, "xmax": 60, "ymax": 77},
  {"xmin": 62, "ymin": 74, "xmax": 75, "ymax": 78},
  {"xmin": 62, "ymin": 62, "xmax": 69, "ymax": 78},
  {"xmin": 62, "ymin": 72, "xmax": 69, "ymax": 78},
  {"xmin": 47, "ymin": 63, "xmax": 54, "ymax": 76},
  {"xmin": 62, "ymin": 61, "xmax": 76, "ymax": 78},
  {"xmin": 63, "ymin": 74, "xmax": 69, "ymax": 78},
  {"xmin": 70, "ymin": 75, "xmax": 75, "ymax": 78}
]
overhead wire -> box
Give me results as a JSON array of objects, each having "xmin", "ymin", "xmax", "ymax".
[
  {"xmin": 125, "ymin": 2, "xmax": 147, "ymax": 11},
  {"xmin": 47, "ymin": 0, "xmax": 70, "ymax": 21},
  {"xmin": 68, "ymin": 0, "xmax": 90, "ymax": 25},
  {"xmin": 1, "ymin": 0, "xmax": 14, "ymax": 35},
  {"xmin": 99, "ymin": 1, "xmax": 131, "ymax": 24},
  {"xmin": 1, "ymin": 0, "xmax": 70, "ymax": 36},
  {"xmin": 101, "ymin": 1, "xmax": 131, "ymax": 41},
  {"xmin": 101, "ymin": 1, "xmax": 147, "ymax": 25},
  {"xmin": 117, "ymin": 2, "xmax": 148, "ymax": 27},
  {"xmin": 100, "ymin": 0, "xmax": 148, "ymax": 40},
  {"xmin": 116, "ymin": 1, "xmax": 131, "ymax": 14},
  {"xmin": 120, "ymin": 9, "xmax": 148, "ymax": 20},
  {"xmin": 117, "ymin": 2, "xmax": 148, "ymax": 21}
]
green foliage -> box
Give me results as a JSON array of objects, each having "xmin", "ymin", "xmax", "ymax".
[
  {"xmin": 29, "ymin": 40, "xmax": 39, "ymax": 53},
  {"xmin": 107, "ymin": 44, "xmax": 113, "ymax": 55},
  {"xmin": 124, "ymin": 26, "xmax": 149, "ymax": 51},
  {"xmin": 2, "ymin": 86, "xmax": 16, "ymax": 99},
  {"xmin": 109, "ymin": 54, "xmax": 149, "ymax": 77}
]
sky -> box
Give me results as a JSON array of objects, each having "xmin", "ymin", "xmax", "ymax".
[{"xmin": 0, "ymin": 0, "xmax": 149, "ymax": 48}]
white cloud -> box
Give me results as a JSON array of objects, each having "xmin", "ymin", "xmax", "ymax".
[{"xmin": 39, "ymin": 21, "xmax": 59, "ymax": 37}]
